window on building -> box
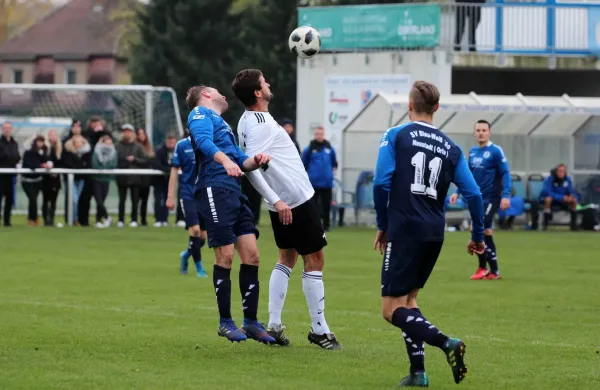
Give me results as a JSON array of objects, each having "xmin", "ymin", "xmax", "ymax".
[
  {"xmin": 12, "ymin": 69, "xmax": 23, "ymax": 84},
  {"xmin": 65, "ymin": 68, "xmax": 77, "ymax": 84}
]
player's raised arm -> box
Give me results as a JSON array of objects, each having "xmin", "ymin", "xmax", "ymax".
[
  {"xmin": 373, "ymin": 129, "xmax": 396, "ymax": 236},
  {"xmin": 453, "ymin": 153, "xmax": 485, "ymax": 246}
]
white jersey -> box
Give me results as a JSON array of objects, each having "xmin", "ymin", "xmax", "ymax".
[{"xmin": 237, "ymin": 111, "xmax": 314, "ymax": 211}]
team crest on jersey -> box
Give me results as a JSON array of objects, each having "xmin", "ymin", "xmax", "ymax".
[
  {"xmin": 483, "ymin": 151, "xmax": 491, "ymax": 159},
  {"xmin": 325, "ymin": 148, "xmax": 331, "ymax": 154}
]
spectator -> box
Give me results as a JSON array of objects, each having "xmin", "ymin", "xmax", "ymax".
[
  {"xmin": 61, "ymin": 119, "xmax": 82, "ymax": 224},
  {"xmin": 115, "ymin": 124, "xmax": 149, "ymax": 227},
  {"xmin": 540, "ymin": 163, "xmax": 579, "ymax": 231},
  {"xmin": 0, "ymin": 121, "xmax": 20, "ymax": 227},
  {"xmin": 21, "ymin": 135, "xmax": 49, "ymax": 226},
  {"xmin": 91, "ymin": 135, "xmax": 118, "ymax": 228},
  {"xmin": 62, "ymin": 135, "xmax": 92, "ymax": 225},
  {"xmin": 43, "ymin": 129, "xmax": 62, "ymax": 227},
  {"xmin": 152, "ymin": 133, "xmax": 177, "ymax": 227},
  {"xmin": 136, "ymin": 128, "xmax": 154, "ymax": 226},
  {"xmin": 454, "ymin": 0, "xmax": 484, "ymax": 52},
  {"xmin": 302, "ymin": 125, "xmax": 338, "ymax": 231},
  {"xmin": 281, "ymin": 118, "xmax": 300, "ymax": 154},
  {"xmin": 79, "ymin": 118, "xmax": 110, "ymax": 227}
]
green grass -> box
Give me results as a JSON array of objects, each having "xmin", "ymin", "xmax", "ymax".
[{"xmin": 1, "ymin": 222, "xmax": 600, "ymax": 389}]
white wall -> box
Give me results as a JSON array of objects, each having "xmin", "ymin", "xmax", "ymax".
[{"xmin": 295, "ymin": 50, "xmax": 452, "ymax": 150}]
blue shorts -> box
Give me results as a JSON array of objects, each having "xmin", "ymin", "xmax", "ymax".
[
  {"xmin": 180, "ymin": 198, "xmax": 206, "ymax": 230},
  {"xmin": 381, "ymin": 240, "xmax": 444, "ymax": 297},
  {"xmin": 483, "ymin": 199, "xmax": 500, "ymax": 229},
  {"xmin": 196, "ymin": 187, "xmax": 259, "ymax": 248}
]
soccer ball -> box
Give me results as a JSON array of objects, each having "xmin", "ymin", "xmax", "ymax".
[{"xmin": 288, "ymin": 26, "xmax": 321, "ymax": 59}]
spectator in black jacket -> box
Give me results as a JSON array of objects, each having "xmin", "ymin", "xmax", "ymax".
[
  {"xmin": 62, "ymin": 135, "xmax": 92, "ymax": 225},
  {"xmin": 152, "ymin": 133, "xmax": 178, "ymax": 227},
  {"xmin": 0, "ymin": 121, "xmax": 21, "ymax": 227},
  {"xmin": 43, "ymin": 130, "xmax": 62, "ymax": 227},
  {"xmin": 22, "ymin": 135, "xmax": 49, "ymax": 226}
]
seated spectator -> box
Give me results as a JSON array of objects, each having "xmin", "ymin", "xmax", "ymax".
[
  {"xmin": 62, "ymin": 135, "xmax": 92, "ymax": 225},
  {"xmin": 540, "ymin": 163, "xmax": 578, "ymax": 231},
  {"xmin": 498, "ymin": 188, "xmax": 525, "ymax": 230}
]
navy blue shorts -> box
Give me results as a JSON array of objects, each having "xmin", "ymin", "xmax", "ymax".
[
  {"xmin": 381, "ymin": 240, "xmax": 444, "ymax": 297},
  {"xmin": 180, "ymin": 198, "xmax": 206, "ymax": 230},
  {"xmin": 483, "ymin": 199, "xmax": 500, "ymax": 229},
  {"xmin": 196, "ymin": 187, "xmax": 259, "ymax": 248}
]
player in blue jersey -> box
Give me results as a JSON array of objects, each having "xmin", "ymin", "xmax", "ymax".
[
  {"xmin": 185, "ymin": 85, "xmax": 275, "ymax": 345},
  {"xmin": 373, "ymin": 81, "xmax": 485, "ymax": 387},
  {"xmin": 449, "ymin": 119, "xmax": 511, "ymax": 280},
  {"xmin": 166, "ymin": 135, "xmax": 208, "ymax": 278}
]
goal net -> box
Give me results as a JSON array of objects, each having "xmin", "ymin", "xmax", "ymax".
[{"xmin": 0, "ymin": 84, "xmax": 184, "ymax": 219}]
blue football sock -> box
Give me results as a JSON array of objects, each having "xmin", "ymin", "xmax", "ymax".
[
  {"xmin": 239, "ymin": 264, "xmax": 259, "ymax": 322},
  {"xmin": 484, "ymin": 235, "xmax": 499, "ymax": 274},
  {"xmin": 392, "ymin": 307, "xmax": 448, "ymax": 350},
  {"xmin": 213, "ymin": 265, "xmax": 232, "ymax": 319},
  {"xmin": 404, "ymin": 307, "xmax": 425, "ymax": 374}
]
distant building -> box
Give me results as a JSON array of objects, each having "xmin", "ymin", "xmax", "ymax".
[{"xmin": 0, "ymin": 0, "xmax": 129, "ymax": 88}]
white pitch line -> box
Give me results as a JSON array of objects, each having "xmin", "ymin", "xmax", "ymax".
[{"xmin": 1, "ymin": 299, "xmax": 595, "ymax": 350}]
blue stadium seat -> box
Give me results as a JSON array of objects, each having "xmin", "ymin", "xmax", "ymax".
[
  {"xmin": 445, "ymin": 184, "xmax": 466, "ymax": 211},
  {"xmin": 331, "ymin": 179, "xmax": 355, "ymax": 228},
  {"xmin": 354, "ymin": 170, "xmax": 375, "ymax": 226},
  {"xmin": 511, "ymin": 174, "xmax": 530, "ymax": 211},
  {"xmin": 527, "ymin": 174, "xmax": 545, "ymax": 201}
]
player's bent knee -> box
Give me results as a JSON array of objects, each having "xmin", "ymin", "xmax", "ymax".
[
  {"xmin": 381, "ymin": 296, "xmax": 408, "ymax": 322},
  {"xmin": 303, "ymin": 250, "xmax": 324, "ymax": 272},
  {"xmin": 544, "ymin": 197, "xmax": 553, "ymax": 206},
  {"xmin": 200, "ymin": 230, "xmax": 207, "ymax": 240},
  {"xmin": 188, "ymin": 226, "xmax": 201, "ymax": 237},
  {"xmin": 484, "ymin": 228, "xmax": 493, "ymax": 236},
  {"xmin": 278, "ymin": 249, "xmax": 298, "ymax": 269},
  {"xmin": 236, "ymin": 234, "xmax": 260, "ymax": 266},
  {"xmin": 214, "ymin": 245, "xmax": 234, "ymax": 268}
]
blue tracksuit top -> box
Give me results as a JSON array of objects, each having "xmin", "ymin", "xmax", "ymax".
[
  {"xmin": 457, "ymin": 141, "xmax": 511, "ymax": 201},
  {"xmin": 302, "ymin": 140, "xmax": 338, "ymax": 189},
  {"xmin": 188, "ymin": 106, "xmax": 249, "ymax": 194}
]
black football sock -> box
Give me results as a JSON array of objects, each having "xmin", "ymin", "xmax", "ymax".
[
  {"xmin": 543, "ymin": 210, "xmax": 551, "ymax": 229},
  {"xmin": 484, "ymin": 235, "xmax": 499, "ymax": 274},
  {"xmin": 239, "ymin": 264, "xmax": 259, "ymax": 322},
  {"xmin": 477, "ymin": 253, "xmax": 487, "ymax": 269},
  {"xmin": 189, "ymin": 236, "xmax": 202, "ymax": 264},
  {"xmin": 570, "ymin": 210, "xmax": 577, "ymax": 230},
  {"xmin": 403, "ymin": 308, "xmax": 425, "ymax": 374},
  {"xmin": 213, "ymin": 265, "xmax": 232, "ymax": 320},
  {"xmin": 391, "ymin": 307, "xmax": 449, "ymax": 350}
]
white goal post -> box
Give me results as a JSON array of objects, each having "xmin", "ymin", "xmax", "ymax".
[
  {"xmin": 0, "ymin": 83, "xmax": 184, "ymax": 218},
  {"xmin": 0, "ymin": 83, "xmax": 184, "ymax": 144}
]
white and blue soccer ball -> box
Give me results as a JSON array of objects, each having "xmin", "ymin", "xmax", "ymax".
[{"xmin": 288, "ymin": 26, "xmax": 321, "ymax": 59}]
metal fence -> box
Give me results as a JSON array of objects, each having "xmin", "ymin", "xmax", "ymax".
[{"xmin": 0, "ymin": 168, "xmax": 165, "ymax": 226}]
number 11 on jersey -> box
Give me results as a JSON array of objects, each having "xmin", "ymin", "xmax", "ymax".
[{"xmin": 411, "ymin": 151, "xmax": 442, "ymax": 198}]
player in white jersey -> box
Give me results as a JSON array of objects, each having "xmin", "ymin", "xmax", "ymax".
[{"xmin": 232, "ymin": 69, "xmax": 341, "ymax": 350}]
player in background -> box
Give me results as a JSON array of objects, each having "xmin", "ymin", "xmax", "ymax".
[
  {"xmin": 373, "ymin": 81, "xmax": 485, "ymax": 387},
  {"xmin": 166, "ymin": 135, "xmax": 207, "ymax": 278},
  {"xmin": 231, "ymin": 69, "xmax": 341, "ymax": 350},
  {"xmin": 449, "ymin": 119, "xmax": 511, "ymax": 280},
  {"xmin": 186, "ymin": 85, "xmax": 275, "ymax": 344}
]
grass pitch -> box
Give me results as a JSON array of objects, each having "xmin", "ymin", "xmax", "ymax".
[{"xmin": 1, "ymin": 221, "xmax": 599, "ymax": 389}]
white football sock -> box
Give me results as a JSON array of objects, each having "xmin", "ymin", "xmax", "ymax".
[
  {"xmin": 302, "ymin": 271, "xmax": 330, "ymax": 335},
  {"xmin": 268, "ymin": 263, "xmax": 291, "ymax": 327}
]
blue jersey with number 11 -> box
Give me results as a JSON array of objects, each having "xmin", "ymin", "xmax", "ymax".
[{"xmin": 373, "ymin": 121, "xmax": 484, "ymax": 243}]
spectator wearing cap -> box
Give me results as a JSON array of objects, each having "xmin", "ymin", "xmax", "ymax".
[
  {"xmin": 115, "ymin": 124, "xmax": 150, "ymax": 227},
  {"xmin": 282, "ymin": 118, "xmax": 300, "ymax": 154}
]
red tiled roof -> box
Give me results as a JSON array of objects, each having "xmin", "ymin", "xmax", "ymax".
[{"xmin": 0, "ymin": 0, "xmax": 126, "ymax": 60}]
